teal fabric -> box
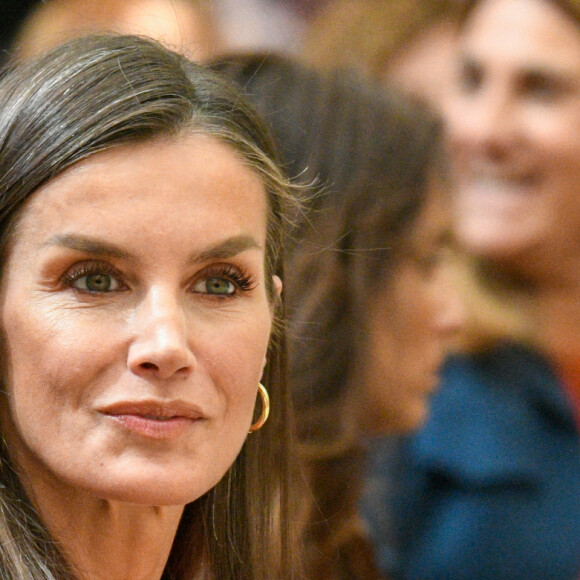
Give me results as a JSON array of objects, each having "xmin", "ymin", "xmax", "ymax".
[{"xmin": 363, "ymin": 342, "xmax": 580, "ymax": 580}]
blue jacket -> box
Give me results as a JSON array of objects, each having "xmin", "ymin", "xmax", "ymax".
[{"xmin": 362, "ymin": 342, "xmax": 580, "ymax": 580}]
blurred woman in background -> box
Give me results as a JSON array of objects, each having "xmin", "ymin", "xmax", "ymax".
[
  {"xmin": 302, "ymin": 0, "xmax": 464, "ymax": 113},
  {"xmin": 216, "ymin": 53, "xmax": 464, "ymax": 579},
  {"xmin": 377, "ymin": 1, "xmax": 580, "ymax": 578},
  {"xmin": 6, "ymin": 0, "xmax": 222, "ymax": 62}
]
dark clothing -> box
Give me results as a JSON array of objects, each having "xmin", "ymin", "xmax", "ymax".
[{"xmin": 362, "ymin": 342, "xmax": 580, "ymax": 580}]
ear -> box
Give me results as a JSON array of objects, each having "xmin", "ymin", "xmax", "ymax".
[
  {"xmin": 268, "ymin": 274, "xmax": 282, "ymax": 316},
  {"xmin": 272, "ymin": 275, "xmax": 282, "ymax": 300},
  {"xmin": 264, "ymin": 275, "xmax": 283, "ymax": 370}
]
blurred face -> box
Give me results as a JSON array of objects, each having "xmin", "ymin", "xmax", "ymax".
[
  {"xmin": 359, "ymin": 182, "xmax": 464, "ymax": 433},
  {"xmin": 447, "ymin": 0, "xmax": 580, "ymax": 273},
  {"xmin": 17, "ymin": 0, "xmax": 220, "ymax": 61},
  {"xmin": 0, "ymin": 135, "xmax": 277, "ymax": 506}
]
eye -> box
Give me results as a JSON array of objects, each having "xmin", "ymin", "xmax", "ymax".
[
  {"xmin": 458, "ymin": 58, "xmax": 483, "ymax": 94},
  {"xmin": 408, "ymin": 247, "xmax": 451, "ymax": 279},
  {"xmin": 519, "ymin": 71, "xmax": 563, "ymax": 103},
  {"xmin": 413, "ymin": 253, "xmax": 442, "ymax": 276},
  {"xmin": 73, "ymin": 273, "xmax": 121, "ymax": 293},
  {"xmin": 63, "ymin": 262, "xmax": 125, "ymax": 294},
  {"xmin": 193, "ymin": 277, "xmax": 236, "ymax": 296},
  {"xmin": 191, "ymin": 264, "xmax": 257, "ymax": 297}
]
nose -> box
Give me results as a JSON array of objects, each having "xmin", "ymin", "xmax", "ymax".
[
  {"xmin": 127, "ymin": 287, "xmax": 195, "ymax": 380},
  {"xmin": 448, "ymin": 81, "xmax": 520, "ymax": 161}
]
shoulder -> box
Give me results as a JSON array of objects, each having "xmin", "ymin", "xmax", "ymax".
[
  {"xmin": 434, "ymin": 341, "xmax": 563, "ymax": 424},
  {"xmin": 408, "ymin": 342, "xmax": 574, "ymax": 483}
]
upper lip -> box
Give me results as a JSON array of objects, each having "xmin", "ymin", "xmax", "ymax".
[{"xmin": 98, "ymin": 400, "xmax": 205, "ymax": 420}]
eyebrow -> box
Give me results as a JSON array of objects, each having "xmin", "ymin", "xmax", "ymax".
[
  {"xmin": 44, "ymin": 234, "xmax": 132, "ymax": 260},
  {"xmin": 191, "ymin": 235, "xmax": 262, "ymax": 263},
  {"xmin": 461, "ymin": 52, "xmax": 577, "ymax": 85},
  {"xmin": 44, "ymin": 233, "xmax": 262, "ymax": 263}
]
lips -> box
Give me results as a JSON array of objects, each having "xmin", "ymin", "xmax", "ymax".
[
  {"xmin": 455, "ymin": 157, "xmax": 540, "ymax": 193},
  {"xmin": 455, "ymin": 168, "xmax": 542, "ymax": 223},
  {"xmin": 99, "ymin": 400, "xmax": 205, "ymax": 439},
  {"xmin": 101, "ymin": 400, "xmax": 204, "ymax": 420}
]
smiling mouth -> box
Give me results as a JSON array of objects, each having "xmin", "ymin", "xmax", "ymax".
[{"xmin": 463, "ymin": 170, "xmax": 539, "ymax": 194}]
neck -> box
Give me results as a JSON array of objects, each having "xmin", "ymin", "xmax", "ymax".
[
  {"xmin": 24, "ymin": 474, "xmax": 184, "ymax": 580},
  {"xmin": 527, "ymin": 275, "xmax": 580, "ymax": 367},
  {"xmin": 479, "ymin": 251, "xmax": 580, "ymax": 363}
]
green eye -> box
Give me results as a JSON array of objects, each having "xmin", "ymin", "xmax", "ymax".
[
  {"xmin": 73, "ymin": 273, "xmax": 118, "ymax": 292},
  {"xmin": 201, "ymin": 278, "xmax": 235, "ymax": 295},
  {"xmin": 191, "ymin": 265, "xmax": 255, "ymax": 297}
]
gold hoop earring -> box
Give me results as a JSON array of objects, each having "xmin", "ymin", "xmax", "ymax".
[{"xmin": 249, "ymin": 383, "xmax": 270, "ymax": 433}]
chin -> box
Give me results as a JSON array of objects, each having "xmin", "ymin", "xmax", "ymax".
[
  {"xmin": 74, "ymin": 467, "xmax": 225, "ymax": 506},
  {"xmin": 398, "ymin": 405, "xmax": 430, "ymax": 433},
  {"xmin": 370, "ymin": 400, "xmax": 430, "ymax": 435},
  {"xmin": 100, "ymin": 483, "xmax": 203, "ymax": 506}
]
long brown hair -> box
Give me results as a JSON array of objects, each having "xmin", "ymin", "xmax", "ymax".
[
  {"xmin": 215, "ymin": 53, "xmax": 442, "ymax": 579},
  {"xmin": 286, "ymin": 105, "xmax": 442, "ymax": 580},
  {"xmin": 0, "ymin": 35, "xmax": 301, "ymax": 580}
]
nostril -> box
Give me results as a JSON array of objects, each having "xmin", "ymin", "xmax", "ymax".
[{"xmin": 140, "ymin": 362, "xmax": 159, "ymax": 371}]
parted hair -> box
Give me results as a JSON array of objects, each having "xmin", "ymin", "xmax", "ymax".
[{"xmin": 0, "ymin": 34, "xmax": 301, "ymax": 580}]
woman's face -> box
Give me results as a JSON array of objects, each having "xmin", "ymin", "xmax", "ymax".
[
  {"xmin": 359, "ymin": 183, "xmax": 464, "ymax": 433},
  {"xmin": 447, "ymin": 0, "xmax": 580, "ymax": 271},
  {"xmin": 0, "ymin": 134, "xmax": 277, "ymax": 506}
]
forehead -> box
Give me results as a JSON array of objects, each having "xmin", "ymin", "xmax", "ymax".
[
  {"xmin": 462, "ymin": 0, "xmax": 580, "ymax": 70},
  {"xmin": 10, "ymin": 134, "xmax": 269, "ymax": 259}
]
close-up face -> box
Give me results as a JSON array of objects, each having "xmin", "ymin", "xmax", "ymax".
[
  {"xmin": 447, "ymin": 0, "xmax": 580, "ymax": 271},
  {"xmin": 358, "ymin": 182, "xmax": 464, "ymax": 433},
  {"xmin": 0, "ymin": 134, "xmax": 277, "ymax": 506}
]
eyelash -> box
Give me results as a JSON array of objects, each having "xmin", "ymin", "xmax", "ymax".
[
  {"xmin": 194, "ymin": 263, "xmax": 257, "ymax": 296},
  {"xmin": 62, "ymin": 261, "xmax": 126, "ymax": 294},
  {"xmin": 61, "ymin": 261, "xmax": 257, "ymax": 297}
]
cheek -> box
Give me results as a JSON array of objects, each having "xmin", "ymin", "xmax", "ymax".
[
  {"xmin": 445, "ymin": 100, "xmax": 476, "ymax": 150},
  {"xmin": 202, "ymin": 309, "xmax": 273, "ymax": 421},
  {"xmin": 546, "ymin": 132, "xmax": 580, "ymax": 199},
  {"xmin": 3, "ymin": 303, "xmax": 120, "ymax": 392},
  {"xmin": 1, "ymin": 313, "xmax": 91, "ymax": 444},
  {"xmin": 378, "ymin": 282, "xmax": 441, "ymax": 375}
]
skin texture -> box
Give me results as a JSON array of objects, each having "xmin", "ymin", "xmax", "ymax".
[
  {"xmin": 358, "ymin": 183, "xmax": 464, "ymax": 433},
  {"xmin": 0, "ymin": 134, "xmax": 277, "ymax": 579},
  {"xmin": 447, "ymin": 0, "xmax": 580, "ymax": 280}
]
